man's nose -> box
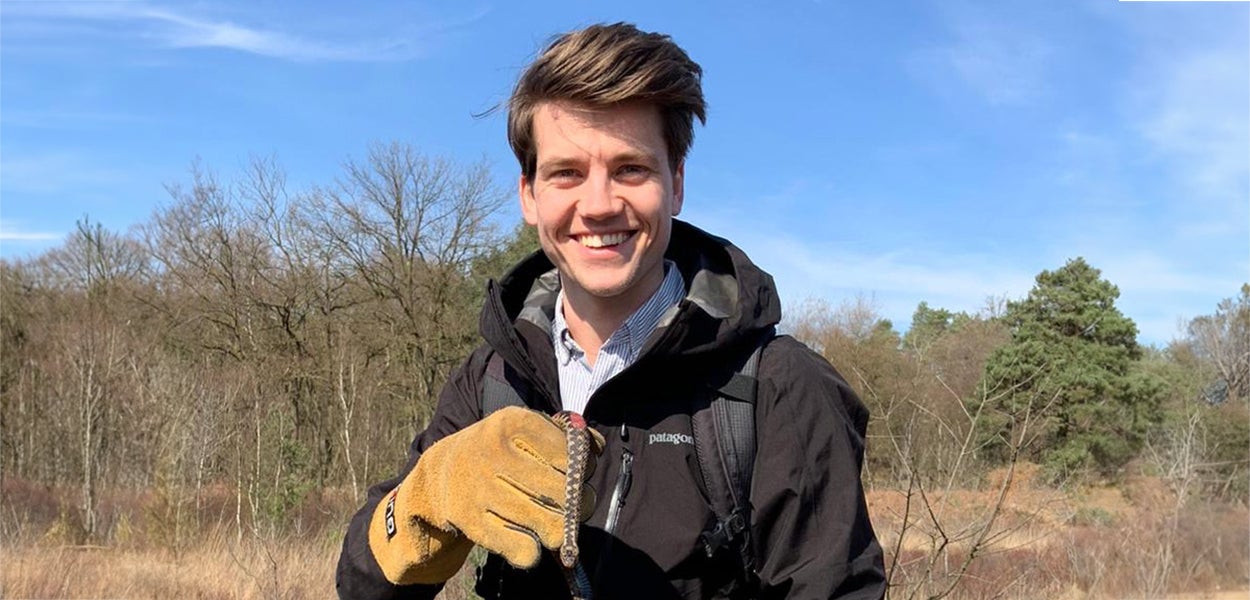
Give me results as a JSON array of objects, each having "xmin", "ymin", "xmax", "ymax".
[{"xmin": 577, "ymin": 171, "xmax": 622, "ymax": 219}]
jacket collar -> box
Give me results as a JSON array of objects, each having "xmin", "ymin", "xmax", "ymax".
[{"xmin": 478, "ymin": 220, "xmax": 781, "ymax": 395}]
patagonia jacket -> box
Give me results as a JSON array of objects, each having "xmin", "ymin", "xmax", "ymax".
[{"xmin": 336, "ymin": 220, "xmax": 886, "ymax": 599}]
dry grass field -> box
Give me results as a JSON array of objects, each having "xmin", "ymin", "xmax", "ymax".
[
  {"xmin": 2, "ymin": 470, "xmax": 1246, "ymax": 599},
  {"xmin": 866, "ymin": 466, "xmax": 1249, "ymax": 599},
  {"xmin": 4, "ymin": 536, "xmax": 335, "ymax": 600}
]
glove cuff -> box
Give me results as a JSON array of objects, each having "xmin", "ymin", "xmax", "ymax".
[{"xmin": 367, "ymin": 479, "xmax": 473, "ymax": 585}]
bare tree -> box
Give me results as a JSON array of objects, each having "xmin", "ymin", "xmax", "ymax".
[
  {"xmin": 1185, "ymin": 284, "xmax": 1250, "ymax": 404},
  {"xmin": 311, "ymin": 142, "xmax": 507, "ymax": 421},
  {"xmin": 42, "ymin": 304, "xmax": 122, "ymax": 539},
  {"xmin": 34, "ymin": 220, "xmax": 148, "ymax": 539},
  {"xmin": 41, "ymin": 218, "xmax": 148, "ymax": 293},
  {"xmin": 145, "ymin": 162, "xmax": 268, "ymax": 361}
]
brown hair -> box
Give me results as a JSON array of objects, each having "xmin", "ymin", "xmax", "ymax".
[{"xmin": 508, "ymin": 22, "xmax": 707, "ymax": 180}]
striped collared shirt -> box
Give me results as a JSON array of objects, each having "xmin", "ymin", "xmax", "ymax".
[{"xmin": 552, "ymin": 261, "xmax": 686, "ymax": 415}]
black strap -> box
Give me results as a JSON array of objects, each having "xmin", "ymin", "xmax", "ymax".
[
  {"xmin": 481, "ymin": 353, "xmax": 528, "ymax": 416},
  {"xmin": 714, "ymin": 350, "xmax": 760, "ymax": 512},
  {"xmin": 695, "ymin": 332, "xmax": 771, "ymax": 589}
]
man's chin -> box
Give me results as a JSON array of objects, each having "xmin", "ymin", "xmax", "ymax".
[
  {"xmin": 566, "ymin": 275, "xmax": 636, "ymax": 301},
  {"xmin": 582, "ymin": 283, "xmax": 632, "ymax": 299}
]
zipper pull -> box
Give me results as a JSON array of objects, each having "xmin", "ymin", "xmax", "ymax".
[
  {"xmin": 619, "ymin": 450, "xmax": 633, "ymax": 496},
  {"xmin": 604, "ymin": 449, "xmax": 634, "ymax": 534}
]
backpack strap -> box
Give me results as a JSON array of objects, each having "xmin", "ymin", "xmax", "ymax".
[
  {"xmin": 694, "ymin": 330, "xmax": 772, "ymax": 589},
  {"xmin": 481, "ymin": 352, "xmax": 529, "ymax": 416}
]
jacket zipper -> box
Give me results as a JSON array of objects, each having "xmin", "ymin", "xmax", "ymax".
[{"xmin": 604, "ymin": 448, "xmax": 634, "ymax": 534}]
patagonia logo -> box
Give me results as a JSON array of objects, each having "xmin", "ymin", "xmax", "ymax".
[
  {"xmin": 648, "ymin": 432, "xmax": 694, "ymax": 446},
  {"xmin": 384, "ymin": 489, "xmax": 398, "ymax": 538}
]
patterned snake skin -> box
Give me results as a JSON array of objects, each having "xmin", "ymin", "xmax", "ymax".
[{"xmin": 552, "ymin": 411, "xmax": 592, "ymax": 600}]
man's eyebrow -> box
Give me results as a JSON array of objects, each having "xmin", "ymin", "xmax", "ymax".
[
  {"xmin": 537, "ymin": 150, "xmax": 660, "ymax": 172},
  {"xmin": 613, "ymin": 151, "xmax": 660, "ymax": 166},
  {"xmin": 537, "ymin": 156, "xmax": 583, "ymax": 172}
]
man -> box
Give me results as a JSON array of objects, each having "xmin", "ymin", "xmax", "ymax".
[{"xmin": 337, "ymin": 22, "xmax": 885, "ymax": 599}]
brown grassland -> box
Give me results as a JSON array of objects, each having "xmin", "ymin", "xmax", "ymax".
[{"xmin": 1, "ymin": 468, "xmax": 1246, "ymax": 600}]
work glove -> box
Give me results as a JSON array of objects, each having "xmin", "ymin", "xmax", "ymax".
[{"xmin": 368, "ymin": 406, "xmax": 603, "ymax": 585}]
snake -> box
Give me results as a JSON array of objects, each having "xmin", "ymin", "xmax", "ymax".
[{"xmin": 552, "ymin": 411, "xmax": 593, "ymax": 600}]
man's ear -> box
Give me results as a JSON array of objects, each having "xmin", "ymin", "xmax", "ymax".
[
  {"xmin": 519, "ymin": 174, "xmax": 538, "ymax": 225},
  {"xmin": 672, "ymin": 161, "xmax": 685, "ymax": 216}
]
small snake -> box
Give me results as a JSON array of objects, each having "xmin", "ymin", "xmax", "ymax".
[{"xmin": 552, "ymin": 411, "xmax": 593, "ymax": 600}]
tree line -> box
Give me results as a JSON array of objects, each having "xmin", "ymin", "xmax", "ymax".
[
  {"xmin": 796, "ymin": 265, "xmax": 1248, "ymax": 503},
  {"xmin": 1, "ymin": 144, "xmax": 1246, "ymax": 547},
  {"xmin": 1, "ymin": 143, "xmax": 538, "ymax": 540}
]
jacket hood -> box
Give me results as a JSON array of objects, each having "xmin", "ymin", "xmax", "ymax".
[{"xmin": 479, "ymin": 220, "xmax": 780, "ymax": 373}]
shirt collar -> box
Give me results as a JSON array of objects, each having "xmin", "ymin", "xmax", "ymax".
[{"xmin": 552, "ymin": 260, "xmax": 686, "ymax": 366}]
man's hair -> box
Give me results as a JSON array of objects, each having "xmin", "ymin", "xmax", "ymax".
[{"xmin": 508, "ymin": 22, "xmax": 707, "ymax": 180}]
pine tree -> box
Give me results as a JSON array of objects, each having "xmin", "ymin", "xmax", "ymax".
[{"xmin": 974, "ymin": 258, "xmax": 1163, "ymax": 479}]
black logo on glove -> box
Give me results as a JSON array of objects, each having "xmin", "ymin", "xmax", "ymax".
[{"xmin": 384, "ymin": 489, "xmax": 398, "ymax": 538}]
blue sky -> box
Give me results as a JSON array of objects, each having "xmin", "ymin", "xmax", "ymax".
[{"xmin": 1, "ymin": 1, "xmax": 1246, "ymax": 346}]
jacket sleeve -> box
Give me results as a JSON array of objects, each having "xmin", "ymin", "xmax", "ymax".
[
  {"xmin": 751, "ymin": 337, "xmax": 886, "ymax": 599},
  {"xmin": 335, "ymin": 349, "xmax": 489, "ymax": 600}
]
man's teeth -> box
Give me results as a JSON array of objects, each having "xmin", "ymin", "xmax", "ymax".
[{"xmin": 578, "ymin": 232, "xmax": 630, "ymax": 248}]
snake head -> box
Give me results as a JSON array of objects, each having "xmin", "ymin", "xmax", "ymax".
[{"xmin": 553, "ymin": 410, "xmax": 586, "ymax": 430}]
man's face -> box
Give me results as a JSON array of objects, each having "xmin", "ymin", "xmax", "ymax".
[{"xmin": 521, "ymin": 101, "xmax": 684, "ymax": 311}]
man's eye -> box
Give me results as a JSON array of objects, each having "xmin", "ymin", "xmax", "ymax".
[
  {"xmin": 617, "ymin": 165, "xmax": 650, "ymax": 179},
  {"xmin": 550, "ymin": 169, "xmax": 580, "ymax": 180}
]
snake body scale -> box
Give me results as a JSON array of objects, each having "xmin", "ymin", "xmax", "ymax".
[{"xmin": 552, "ymin": 411, "xmax": 593, "ymax": 600}]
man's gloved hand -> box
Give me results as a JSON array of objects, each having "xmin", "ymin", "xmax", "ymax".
[{"xmin": 368, "ymin": 406, "xmax": 603, "ymax": 585}]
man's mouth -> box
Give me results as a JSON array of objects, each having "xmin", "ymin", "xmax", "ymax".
[{"xmin": 575, "ymin": 232, "xmax": 633, "ymax": 248}]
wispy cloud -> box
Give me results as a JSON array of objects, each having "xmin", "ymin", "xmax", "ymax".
[
  {"xmin": 1135, "ymin": 48, "xmax": 1250, "ymax": 208},
  {"xmin": 138, "ymin": 8, "xmax": 421, "ymax": 62},
  {"xmin": 690, "ymin": 184, "xmax": 1241, "ymax": 346},
  {"xmin": 1094, "ymin": 251, "xmax": 1244, "ymax": 298},
  {"xmin": 685, "ymin": 206, "xmax": 1037, "ymax": 329},
  {"xmin": 767, "ymin": 239, "xmax": 1033, "ymax": 303},
  {"xmin": 0, "ymin": 153, "xmax": 132, "ymax": 195},
  {"xmin": 1084, "ymin": 247, "xmax": 1245, "ymax": 342},
  {"xmin": 0, "ymin": 1, "xmax": 463, "ymax": 62},
  {"xmin": 0, "ymin": 228, "xmax": 62, "ymax": 242},
  {"xmin": 0, "ymin": 217, "xmax": 63, "ymax": 243},
  {"xmin": 767, "ymin": 239, "xmax": 1036, "ymax": 333},
  {"xmin": 912, "ymin": 5, "xmax": 1055, "ymax": 105},
  {"xmin": 0, "ymin": 222, "xmax": 64, "ymax": 260},
  {"xmin": 761, "ymin": 227, "xmax": 1237, "ymax": 345}
]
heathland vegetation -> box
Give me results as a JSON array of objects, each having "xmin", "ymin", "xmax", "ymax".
[{"xmin": 2, "ymin": 147, "xmax": 1246, "ymax": 598}]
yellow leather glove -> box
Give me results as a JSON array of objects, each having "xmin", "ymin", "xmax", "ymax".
[{"xmin": 368, "ymin": 406, "xmax": 602, "ymax": 585}]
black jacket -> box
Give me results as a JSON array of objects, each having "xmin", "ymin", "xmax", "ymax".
[{"xmin": 337, "ymin": 220, "xmax": 886, "ymax": 599}]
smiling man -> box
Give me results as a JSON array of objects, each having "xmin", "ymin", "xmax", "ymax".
[
  {"xmin": 521, "ymin": 101, "xmax": 683, "ymax": 375},
  {"xmin": 337, "ymin": 22, "xmax": 885, "ymax": 599}
]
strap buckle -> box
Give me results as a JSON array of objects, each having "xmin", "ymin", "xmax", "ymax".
[{"xmin": 700, "ymin": 510, "xmax": 748, "ymax": 558}]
